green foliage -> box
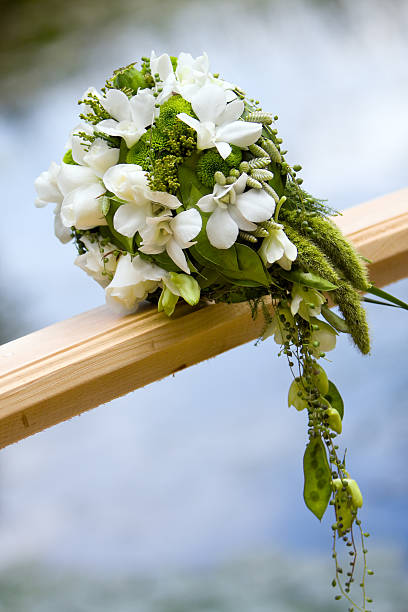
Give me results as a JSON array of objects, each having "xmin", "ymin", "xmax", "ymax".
[
  {"xmin": 149, "ymin": 154, "xmax": 183, "ymax": 194},
  {"xmin": 325, "ymin": 381, "xmax": 344, "ymax": 420},
  {"xmin": 196, "ymin": 150, "xmax": 230, "ymax": 188},
  {"xmin": 111, "ymin": 63, "xmax": 152, "ymax": 93},
  {"xmin": 126, "ymin": 140, "xmax": 151, "ymax": 170},
  {"xmin": 303, "ymin": 436, "xmax": 332, "ymax": 520},
  {"xmin": 281, "ymin": 223, "xmax": 340, "ymax": 286},
  {"xmin": 333, "ymin": 282, "xmax": 371, "ymax": 354},
  {"xmin": 225, "ymin": 144, "xmax": 242, "ymax": 168},
  {"xmin": 278, "ymin": 269, "xmax": 337, "ymax": 291}
]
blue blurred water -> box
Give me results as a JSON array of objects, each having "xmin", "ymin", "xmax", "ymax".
[{"xmin": 0, "ymin": 0, "xmax": 407, "ymax": 609}]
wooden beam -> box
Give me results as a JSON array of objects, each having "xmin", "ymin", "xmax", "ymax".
[{"xmin": 1, "ymin": 187, "xmax": 407, "ymax": 448}]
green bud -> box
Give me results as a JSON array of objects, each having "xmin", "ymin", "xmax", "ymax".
[
  {"xmin": 169, "ymin": 272, "xmax": 201, "ymax": 306},
  {"xmin": 158, "ymin": 287, "xmax": 179, "ymax": 317},
  {"xmin": 288, "ymin": 379, "xmax": 308, "ymax": 411},
  {"xmin": 325, "ymin": 406, "xmax": 342, "ymax": 434}
]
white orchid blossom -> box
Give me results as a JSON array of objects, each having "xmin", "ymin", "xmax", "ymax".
[
  {"xmin": 139, "ymin": 208, "xmax": 202, "ymax": 274},
  {"xmin": 103, "ymin": 164, "xmax": 184, "ymax": 238},
  {"xmin": 196, "ymin": 173, "xmax": 275, "ymax": 249},
  {"xmin": 177, "ymin": 84, "xmax": 262, "ymax": 159},
  {"xmin": 259, "ymin": 221, "xmax": 297, "ymax": 270},
  {"xmin": 75, "ymin": 236, "xmax": 118, "ymax": 288},
  {"xmin": 105, "ymin": 254, "xmax": 168, "ymax": 314},
  {"xmin": 97, "ymin": 88, "xmax": 156, "ymax": 148},
  {"xmin": 290, "ymin": 283, "xmax": 326, "ymax": 321},
  {"xmin": 150, "ymin": 51, "xmax": 233, "ymax": 103},
  {"xmin": 34, "ymin": 162, "xmax": 71, "ymax": 243}
]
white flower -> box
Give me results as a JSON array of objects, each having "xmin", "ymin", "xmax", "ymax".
[
  {"xmin": 103, "ymin": 164, "xmax": 183, "ymax": 237},
  {"xmin": 105, "ymin": 254, "xmax": 167, "ymax": 314},
  {"xmin": 259, "ymin": 222, "xmax": 297, "ymax": 270},
  {"xmin": 196, "ymin": 173, "xmax": 275, "ymax": 249},
  {"xmin": 97, "ymin": 88, "xmax": 155, "ymax": 148},
  {"xmin": 70, "ymin": 125, "xmax": 119, "ymax": 177},
  {"xmin": 290, "ymin": 283, "xmax": 326, "ymax": 321},
  {"xmin": 34, "ymin": 162, "xmax": 71, "ymax": 243},
  {"xmin": 61, "ymin": 182, "xmax": 107, "ymax": 230},
  {"xmin": 56, "ymin": 163, "xmax": 107, "ymax": 230},
  {"xmin": 74, "ymin": 236, "xmax": 118, "ymax": 288},
  {"xmin": 177, "ymin": 84, "xmax": 262, "ymax": 159},
  {"xmin": 139, "ymin": 208, "xmax": 202, "ymax": 274},
  {"xmin": 150, "ymin": 51, "xmax": 233, "ymax": 103}
]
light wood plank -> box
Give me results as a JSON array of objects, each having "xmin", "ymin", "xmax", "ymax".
[{"xmin": 0, "ymin": 187, "xmax": 407, "ymax": 448}]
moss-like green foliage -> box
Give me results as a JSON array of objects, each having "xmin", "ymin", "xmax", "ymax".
[
  {"xmin": 225, "ymin": 145, "xmax": 242, "ymax": 168},
  {"xmin": 141, "ymin": 127, "xmax": 167, "ymax": 152},
  {"xmin": 149, "ymin": 154, "xmax": 183, "ymax": 194},
  {"xmin": 284, "ymin": 211, "xmax": 370, "ymax": 291},
  {"xmin": 155, "ymin": 95, "xmax": 193, "ymax": 134},
  {"xmin": 196, "ymin": 150, "xmax": 230, "ymax": 188},
  {"xmin": 62, "ymin": 149, "xmax": 77, "ymax": 165},
  {"xmin": 282, "ymin": 224, "xmax": 340, "ymax": 286},
  {"xmin": 126, "ymin": 140, "xmax": 151, "ymax": 170},
  {"xmin": 333, "ymin": 282, "xmax": 370, "ymax": 355},
  {"xmin": 154, "ymin": 95, "xmax": 196, "ymax": 158}
]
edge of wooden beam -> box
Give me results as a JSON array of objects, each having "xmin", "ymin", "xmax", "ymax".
[{"xmin": 1, "ymin": 187, "xmax": 407, "ymax": 448}]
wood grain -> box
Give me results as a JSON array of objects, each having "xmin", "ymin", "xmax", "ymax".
[{"xmin": 0, "ymin": 187, "xmax": 407, "ymax": 448}]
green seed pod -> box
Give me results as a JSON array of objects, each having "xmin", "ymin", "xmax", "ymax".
[
  {"xmin": 248, "ymin": 143, "xmax": 269, "ymax": 157},
  {"xmin": 238, "ymin": 231, "xmax": 258, "ymax": 243},
  {"xmin": 261, "ymin": 181, "xmax": 280, "ymax": 203},
  {"xmin": 214, "ymin": 171, "xmax": 226, "ymax": 185},
  {"xmin": 244, "ymin": 111, "xmax": 273, "ymax": 124},
  {"xmin": 248, "ymin": 157, "xmax": 271, "ymax": 169},
  {"xmin": 260, "ymin": 137, "xmax": 282, "ymax": 164},
  {"xmin": 246, "ymin": 176, "xmax": 263, "ymax": 189},
  {"xmin": 251, "ymin": 168, "xmax": 274, "ymax": 181},
  {"xmin": 239, "ymin": 161, "xmax": 250, "ymax": 173},
  {"xmin": 325, "ymin": 406, "xmax": 342, "ymax": 434}
]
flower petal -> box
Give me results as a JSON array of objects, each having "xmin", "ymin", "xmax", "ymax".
[
  {"xmin": 177, "ymin": 113, "xmax": 200, "ymax": 131},
  {"xmin": 83, "ymin": 139, "xmax": 120, "ymax": 177},
  {"xmin": 170, "ymin": 208, "xmax": 202, "ymax": 245},
  {"xmin": 206, "ymin": 206, "xmax": 238, "ymax": 249},
  {"xmin": 61, "ymin": 182, "xmax": 107, "ymax": 230},
  {"xmin": 236, "ymin": 189, "xmax": 275, "ymax": 222},
  {"xmin": 216, "ymin": 120, "xmax": 262, "ymax": 148},
  {"xmin": 166, "ymin": 238, "xmax": 190, "ymax": 273},
  {"xmin": 191, "ymin": 84, "xmax": 226, "ymax": 123},
  {"xmin": 215, "ymin": 140, "xmax": 232, "ymax": 159},
  {"xmin": 129, "ymin": 89, "xmax": 156, "ymax": 128},
  {"xmin": 150, "ymin": 51, "xmax": 174, "ymax": 81},
  {"xmin": 259, "ymin": 234, "xmax": 285, "ymax": 265},
  {"xmin": 197, "ymin": 194, "xmax": 216, "ymax": 213},
  {"xmin": 217, "ymin": 98, "xmax": 244, "ymax": 125},
  {"xmin": 102, "ymin": 89, "xmax": 131, "ymax": 122},
  {"xmin": 97, "ymin": 119, "xmax": 145, "ymax": 148},
  {"xmin": 147, "ymin": 189, "xmax": 183, "ymax": 209},
  {"xmin": 113, "ymin": 202, "xmax": 150, "ymax": 237},
  {"xmin": 228, "ymin": 205, "xmax": 257, "ymax": 231},
  {"xmin": 57, "ymin": 163, "xmax": 99, "ymax": 196}
]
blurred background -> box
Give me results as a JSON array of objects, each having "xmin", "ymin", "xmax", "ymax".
[{"xmin": 1, "ymin": 0, "xmax": 408, "ymax": 610}]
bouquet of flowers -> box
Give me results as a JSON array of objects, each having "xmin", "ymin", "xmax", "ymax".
[{"xmin": 35, "ymin": 51, "xmax": 407, "ymax": 609}]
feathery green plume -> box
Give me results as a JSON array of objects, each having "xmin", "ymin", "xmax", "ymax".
[{"xmin": 333, "ymin": 282, "xmax": 370, "ymax": 354}]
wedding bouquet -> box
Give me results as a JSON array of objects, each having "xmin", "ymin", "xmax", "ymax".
[{"xmin": 35, "ymin": 51, "xmax": 406, "ymax": 609}]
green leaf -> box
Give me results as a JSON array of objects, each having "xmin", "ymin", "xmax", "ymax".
[
  {"xmin": 279, "ymin": 269, "xmax": 337, "ymax": 291},
  {"xmin": 178, "ymin": 155, "xmax": 211, "ymax": 207},
  {"xmin": 366, "ymin": 285, "xmax": 408, "ymax": 311},
  {"xmin": 148, "ymin": 251, "xmax": 181, "ymax": 272},
  {"xmin": 229, "ymin": 244, "xmax": 270, "ymax": 287},
  {"xmin": 103, "ymin": 200, "xmax": 135, "ymax": 253},
  {"xmin": 158, "ymin": 287, "xmax": 179, "ymax": 317},
  {"xmin": 191, "ymin": 217, "xmax": 239, "ymax": 271},
  {"xmin": 324, "ymin": 381, "xmax": 344, "ymax": 420},
  {"xmin": 303, "ymin": 436, "xmax": 332, "ymax": 520},
  {"xmin": 321, "ymin": 304, "xmax": 349, "ymax": 333}
]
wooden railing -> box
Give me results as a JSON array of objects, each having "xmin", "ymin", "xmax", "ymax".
[{"xmin": 0, "ymin": 187, "xmax": 407, "ymax": 449}]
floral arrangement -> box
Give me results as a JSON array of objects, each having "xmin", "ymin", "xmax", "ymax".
[{"xmin": 35, "ymin": 51, "xmax": 407, "ymax": 610}]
